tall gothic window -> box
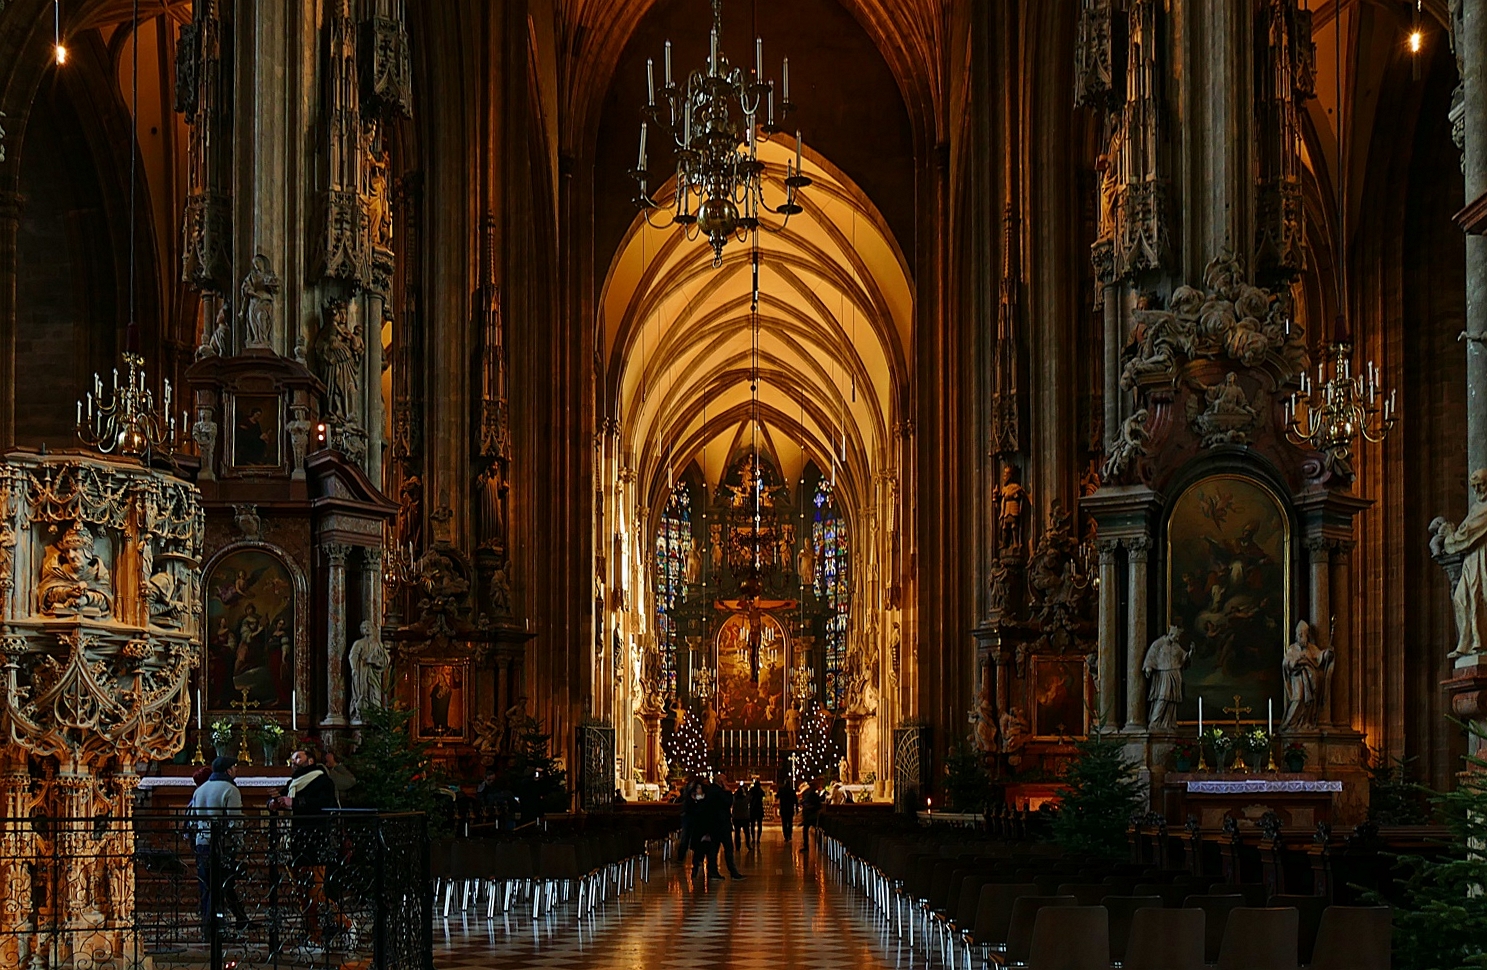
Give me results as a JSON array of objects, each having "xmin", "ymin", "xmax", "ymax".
[
  {"xmin": 654, "ymin": 482, "xmax": 692, "ymax": 696},
  {"xmin": 812, "ymin": 483, "xmax": 849, "ymax": 709}
]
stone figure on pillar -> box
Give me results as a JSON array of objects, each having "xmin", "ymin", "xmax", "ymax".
[
  {"xmin": 1281, "ymin": 620, "xmax": 1334, "ymax": 730},
  {"xmin": 783, "ymin": 705, "xmax": 801, "ymax": 748},
  {"xmin": 196, "ymin": 299, "xmax": 231, "ymax": 360},
  {"xmin": 349, "ymin": 620, "xmax": 389, "ymax": 721},
  {"xmin": 397, "ymin": 476, "xmax": 423, "ymax": 551},
  {"xmin": 1142, "ymin": 624, "xmax": 1190, "ymax": 731},
  {"xmin": 1432, "ymin": 469, "xmax": 1487, "ymax": 658},
  {"xmin": 999, "ymin": 707, "xmax": 1030, "ymax": 764},
  {"xmin": 318, "ymin": 299, "xmax": 365, "ymax": 422},
  {"xmin": 797, "ymin": 541, "xmax": 815, "ymax": 580},
  {"xmin": 995, "ymin": 463, "xmax": 1029, "ymax": 555},
  {"xmin": 239, "ymin": 254, "xmax": 281, "ymax": 349},
  {"xmin": 973, "ymin": 676, "xmax": 999, "ymax": 754},
  {"xmin": 37, "ymin": 522, "xmax": 114, "ymax": 617},
  {"xmin": 684, "ymin": 542, "xmax": 701, "ymax": 586}
]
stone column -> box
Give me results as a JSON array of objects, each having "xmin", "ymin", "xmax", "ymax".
[
  {"xmin": 640, "ymin": 711, "xmax": 663, "ymax": 784},
  {"xmin": 843, "ymin": 713, "xmax": 865, "ymax": 784},
  {"xmin": 1125, "ymin": 537, "xmax": 1152, "ymax": 730},
  {"xmin": 1097, "ymin": 538, "xmax": 1121, "ymax": 727},
  {"xmin": 0, "ymin": 189, "xmax": 21, "ymax": 451},
  {"xmin": 321, "ymin": 542, "xmax": 352, "ymax": 728},
  {"xmin": 1328, "ymin": 539, "xmax": 1354, "ymax": 728},
  {"xmin": 361, "ymin": 547, "xmax": 383, "ymax": 634},
  {"xmin": 1464, "ymin": 0, "xmax": 1487, "ymax": 473},
  {"xmin": 1306, "ymin": 536, "xmax": 1332, "ymax": 649}
]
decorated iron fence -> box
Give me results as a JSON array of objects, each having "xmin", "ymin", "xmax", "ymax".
[{"xmin": 0, "ymin": 810, "xmax": 432, "ymax": 970}]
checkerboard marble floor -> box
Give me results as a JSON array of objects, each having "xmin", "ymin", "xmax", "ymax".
[{"xmin": 432, "ymin": 830, "xmax": 933, "ymax": 969}]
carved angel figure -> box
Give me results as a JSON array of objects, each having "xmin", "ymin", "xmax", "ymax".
[
  {"xmin": 38, "ymin": 522, "xmax": 113, "ymax": 616},
  {"xmin": 1104, "ymin": 408, "xmax": 1150, "ymax": 480}
]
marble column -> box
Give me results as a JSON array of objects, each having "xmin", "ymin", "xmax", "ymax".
[
  {"xmin": 1306, "ymin": 535, "xmax": 1332, "ymax": 651},
  {"xmin": 0, "ymin": 189, "xmax": 20, "ymax": 451},
  {"xmin": 361, "ymin": 547, "xmax": 383, "ymax": 634},
  {"xmin": 1464, "ymin": 0, "xmax": 1487, "ymax": 473},
  {"xmin": 843, "ymin": 713, "xmax": 865, "ymax": 785},
  {"xmin": 321, "ymin": 542, "xmax": 352, "ymax": 728},
  {"xmin": 1327, "ymin": 539, "xmax": 1353, "ymax": 728},
  {"xmin": 1097, "ymin": 538, "xmax": 1121, "ymax": 727},
  {"xmin": 1125, "ymin": 537, "xmax": 1152, "ymax": 729}
]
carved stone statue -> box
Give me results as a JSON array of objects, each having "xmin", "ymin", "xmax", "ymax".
[
  {"xmin": 797, "ymin": 541, "xmax": 815, "ymax": 580},
  {"xmin": 397, "ymin": 476, "xmax": 423, "ymax": 551},
  {"xmin": 192, "ymin": 406, "xmax": 218, "ymax": 480},
  {"xmin": 1432, "ymin": 469, "xmax": 1487, "ymax": 659},
  {"xmin": 500, "ymin": 696, "xmax": 530, "ymax": 754},
  {"xmin": 783, "ymin": 705, "xmax": 801, "ymax": 749},
  {"xmin": 286, "ymin": 406, "xmax": 313, "ymax": 480},
  {"xmin": 973, "ymin": 678, "xmax": 998, "ymax": 754},
  {"xmin": 709, "ymin": 522, "xmax": 723, "ymax": 569},
  {"xmin": 38, "ymin": 522, "xmax": 114, "ymax": 617},
  {"xmin": 318, "ymin": 299, "xmax": 365, "ymax": 422},
  {"xmin": 472, "ymin": 716, "xmax": 501, "ymax": 758},
  {"xmin": 999, "ymin": 707, "xmax": 1030, "ymax": 761},
  {"xmin": 365, "ymin": 152, "xmax": 392, "ymax": 250},
  {"xmin": 1142, "ymin": 624, "xmax": 1191, "ymax": 731},
  {"xmin": 1281, "ymin": 620, "xmax": 1334, "ymax": 731},
  {"xmin": 1189, "ymin": 373, "xmax": 1258, "ymax": 447},
  {"xmin": 988, "ymin": 557, "xmax": 1010, "ymax": 615},
  {"xmin": 145, "ymin": 568, "xmax": 186, "ymax": 628},
  {"xmin": 196, "ymin": 298, "xmax": 231, "ymax": 359},
  {"xmin": 684, "ymin": 542, "xmax": 701, "ymax": 586},
  {"xmin": 239, "ymin": 253, "xmax": 281, "ymax": 349},
  {"xmin": 996, "ymin": 463, "xmax": 1029, "ymax": 554},
  {"xmin": 349, "ymin": 620, "xmax": 389, "ymax": 721}
]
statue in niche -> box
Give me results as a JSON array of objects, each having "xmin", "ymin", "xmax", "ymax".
[
  {"xmin": 145, "ymin": 567, "xmax": 186, "ymax": 628},
  {"xmin": 973, "ymin": 677, "xmax": 998, "ymax": 755},
  {"xmin": 1281, "ymin": 620, "xmax": 1334, "ymax": 730},
  {"xmin": 1142, "ymin": 624, "xmax": 1191, "ymax": 732},
  {"xmin": 797, "ymin": 541, "xmax": 815, "ymax": 581},
  {"xmin": 365, "ymin": 152, "xmax": 392, "ymax": 251},
  {"xmin": 477, "ymin": 462, "xmax": 508, "ymax": 552},
  {"xmin": 318, "ymin": 299, "xmax": 365, "ymax": 422},
  {"xmin": 778, "ymin": 524, "xmax": 796, "ymax": 573},
  {"xmin": 988, "ymin": 556, "xmax": 1010, "ymax": 615},
  {"xmin": 995, "ymin": 464, "xmax": 1030, "ymax": 555},
  {"xmin": 709, "ymin": 522, "xmax": 723, "ymax": 570},
  {"xmin": 783, "ymin": 705, "xmax": 801, "ymax": 749},
  {"xmin": 488, "ymin": 560, "xmax": 513, "ymax": 616},
  {"xmin": 999, "ymin": 707, "xmax": 1030, "ymax": 763},
  {"xmin": 349, "ymin": 621, "xmax": 389, "ymax": 721},
  {"xmin": 239, "ymin": 254, "xmax": 281, "ymax": 350},
  {"xmin": 1433, "ymin": 469, "xmax": 1487, "ymax": 659},
  {"xmin": 684, "ymin": 542, "xmax": 701, "ymax": 586},
  {"xmin": 429, "ymin": 504, "xmax": 454, "ymax": 547},
  {"xmin": 38, "ymin": 522, "xmax": 114, "ymax": 617},
  {"xmin": 500, "ymin": 696, "xmax": 530, "ymax": 754},
  {"xmin": 397, "ymin": 476, "xmax": 423, "ymax": 551}
]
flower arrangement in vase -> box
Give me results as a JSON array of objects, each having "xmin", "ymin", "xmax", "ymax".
[
  {"xmin": 1238, "ymin": 728, "xmax": 1271, "ymax": 770},
  {"xmin": 1202, "ymin": 727, "xmax": 1234, "ymax": 770},
  {"xmin": 1282, "ymin": 740, "xmax": 1309, "ymax": 773},
  {"xmin": 210, "ymin": 720, "xmax": 236, "ymax": 758},
  {"xmin": 1173, "ymin": 739, "xmax": 1200, "ymax": 772},
  {"xmin": 253, "ymin": 721, "xmax": 285, "ymax": 765}
]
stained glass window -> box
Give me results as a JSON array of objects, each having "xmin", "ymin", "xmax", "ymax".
[
  {"xmin": 812, "ymin": 483, "xmax": 849, "ymax": 710},
  {"xmin": 654, "ymin": 482, "xmax": 692, "ymax": 696}
]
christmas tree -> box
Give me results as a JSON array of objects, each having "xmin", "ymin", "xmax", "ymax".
[
  {"xmin": 346, "ymin": 703, "xmax": 451, "ymax": 835},
  {"xmin": 502, "ymin": 715, "xmax": 570, "ymax": 815},
  {"xmin": 1052, "ymin": 731, "xmax": 1144, "ymax": 860},
  {"xmin": 793, "ymin": 701, "xmax": 837, "ymax": 782},
  {"xmin": 664, "ymin": 707, "xmax": 711, "ymax": 776}
]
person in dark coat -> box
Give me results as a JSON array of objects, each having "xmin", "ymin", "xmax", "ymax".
[
  {"xmin": 777, "ymin": 781, "xmax": 798, "ymax": 842},
  {"xmin": 681, "ymin": 776, "xmax": 716, "ymax": 877},
  {"xmin": 731, "ymin": 783, "xmax": 752, "ymax": 850},
  {"xmin": 269, "ymin": 747, "xmax": 341, "ymax": 944},
  {"xmin": 798, "ymin": 779, "xmax": 824, "ymax": 854},
  {"xmin": 747, "ymin": 778, "xmax": 765, "ymax": 843}
]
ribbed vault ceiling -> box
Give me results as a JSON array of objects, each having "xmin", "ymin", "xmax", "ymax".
[{"xmin": 601, "ymin": 140, "xmax": 912, "ymax": 518}]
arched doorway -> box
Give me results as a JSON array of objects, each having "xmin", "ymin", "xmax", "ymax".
[{"xmin": 598, "ymin": 139, "xmax": 912, "ymax": 798}]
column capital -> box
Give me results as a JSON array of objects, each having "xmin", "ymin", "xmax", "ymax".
[
  {"xmin": 321, "ymin": 541, "xmax": 353, "ymax": 566},
  {"xmin": 1125, "ymin": 535, "xmax": 1152, "ymax": 560}
]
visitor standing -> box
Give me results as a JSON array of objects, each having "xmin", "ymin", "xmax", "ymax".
[
  {"xmin": 777, "ymin": 780, "xmax": 798, "ymax": 842},
  {"xmin": 798, "ymin": 779, "xmax": 823, "ymax": 854},
  {"xmin": 748, "ymin": 778, "xmax": 765, "ymax": 842},
  {"xmin": 186, "ymin": 757, "xmax": 249, "ymax": 936},
  {"xmin": 731, "ymin": 782, "xmax": 752, "ymax": 850},
  {"xmin": 269, "ymin": 747, "xmax": 340, "ymax": 946}
]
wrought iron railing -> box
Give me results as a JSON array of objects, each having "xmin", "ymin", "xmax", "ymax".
[{"xmin": 0, "ymin": 810, "xmax": 432, "ymax": 970}]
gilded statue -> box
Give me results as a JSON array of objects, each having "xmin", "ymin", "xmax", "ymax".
[
  {"xmin": 995, "ymin": 463, "xmax": 1029, "ymax": 554},
  {"xmin": 1433, "ymin": 469, "xmax": 1487, "ymax": 658},
  {"xmin": 349, "ymin": 620, "xmax": 389, "ymax": 721},
  {"xmin": 38, "ymin": 522, "xmax": 114, "ymax": 617},
  {"xmin": 1142, "ymin": 624, "xmax": 1190, "ymax": 731},
  {"xmin": 1281, "ymin": 620, "xmax": 1334, "ymax": 730},
  {"xmin": 783, "ymin": 705, "xmax": 801, "ymax": 748}
]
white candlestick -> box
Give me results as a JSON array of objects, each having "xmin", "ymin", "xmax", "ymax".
[
  {"xmin": 664, "ymin": 41, "xmax": 672, "ymax": 86},
  {"xmin": 1268, "ymin": 699, "xmax": 1273, "ymax": 736},
  {"xmin": 292, "ymin": 690, "xmax": 298, "ymax": 732},
  {"xmin": 782, "ymin": 56, "xmax": 790, "ymax": 100},
  {"xmin": 755, "ymin": 38, "xmax": 763, "ymax": 79},
  {"xmin": 1198, "ymin": 696, "xmax": 1203, "ymax": 735},
  {"xmin": 197, "ymin": 690, "xmax": 203, "ymax": 730},
  {"xmin": 646, "ymin": 58, "xmax": 654, "ymax": 104}
]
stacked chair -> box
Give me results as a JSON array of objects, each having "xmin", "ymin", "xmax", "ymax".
[
  {"xmin": 430, "ymin": 812, "xmax": 675, "ymax": 927},
  {"xmin": 817, "ymin": 813, "xmax": 1393, "ymax": 970}
]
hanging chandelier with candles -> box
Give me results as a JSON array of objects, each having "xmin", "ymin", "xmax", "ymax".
[
  {"xmin": 1284, "ymin": 342, "xmax": 1394, "ymax": 479},
  {"xmin": 631, "ymin": 0, "xmax": 810, "ymax": 266}
]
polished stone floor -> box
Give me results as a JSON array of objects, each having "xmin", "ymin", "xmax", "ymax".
[{"xmin": 432, "ymin": 828, "xmax": 931, "ymax": 969}]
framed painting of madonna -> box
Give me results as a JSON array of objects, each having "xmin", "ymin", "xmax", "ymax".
[
  {"xmin": 415, "ymin": 661, "xmax": 470, "ymax": 743},
  {"xmin": 1166, "ymin": 474, "xmax": 1290, "ymax": 724},
  {"xmin": 205, "ymin": 547, "xmax": 297, "ymax": 711}
]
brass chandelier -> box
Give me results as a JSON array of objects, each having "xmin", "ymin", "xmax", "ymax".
[
  {"xmin": 631, "ymin": 0, "xmax": 810, "ymax": 266},
  {"xmin": 1284, "ymin": 344, "xmax": 1394, "ymax": 477}
]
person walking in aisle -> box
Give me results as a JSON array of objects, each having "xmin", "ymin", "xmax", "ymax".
[
  {"xmin": 708, "ymin": 775, "xmax": 745, "ymax": 878},
  {"xmin": 747, "ymin": 777, "xmax": 765, "ymax": 843},
  {"xmin": 731, "ymin": 782, "xmax": 752, "ymax": 850},
  {"xmin": 186, "ymin": 757, "xmax": 249, "ymax": 937},
  {"xmin": 685, "ymin": 777, "xmax": 723, "ymax": 879},
  {"xmin": 798, "ymin": 778, "xmax": 823, "ymax": 854},
  {"xmin": 777, "ymin": 780, "xmax": 798, "ymax": 842}
]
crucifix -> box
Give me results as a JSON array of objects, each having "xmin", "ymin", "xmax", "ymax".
[
  {"xmin": 231, "ymin": 687, "xmax": 259, "ymax": 765},
  {"xmin": 1224, "ymin": 694, "xmax": 1252, "ymax": 774}
]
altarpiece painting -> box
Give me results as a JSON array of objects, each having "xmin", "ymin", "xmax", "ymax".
[
  {"xmin": 206, "ymin": 548, "xmax": 296, "ymax": 710},
  {"xmin": 1031, "ymin": 656, "xmax": 1089, "ymax": 739},
  {"xmin": 715, "ymin": 611, "xmax": 787, "ymax": 729},
  {"xmin": 416, "ymin": 661, "xmax": 470, "ymax": 742},
  {"xmin": 1166, "ymin": 474, "xmax": 1289, "ymax": 722}
]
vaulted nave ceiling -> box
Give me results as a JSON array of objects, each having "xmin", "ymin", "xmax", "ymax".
[{"xmin": 602, "ymin": 139, "xmax": 912, "ymax": 519}]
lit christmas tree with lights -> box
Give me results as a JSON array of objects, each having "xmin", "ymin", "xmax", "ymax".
[
  {"xmin": 793, "ymin": 701, "xmax": 837, "ymax": 782},
  {"xmin": 665, "ymin": 706, "xmax": 711, "ymax": 776}
]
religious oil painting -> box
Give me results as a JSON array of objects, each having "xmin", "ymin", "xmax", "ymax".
[
  {"xmin": 232, "ymin": 394, "xmax": 281, "ymax": 468},
  {"xmin": 715, "ymin": 612, "xmax": 788, "ymax": 730},
  {"xmin": 206, "ymin": 548, "xmax": 295, "ymax": 711},
  {"xmin": 416, "ymin": 662, "xmax": 469, "ymax": 742},
  {"xmin": 1166, "ymin": 474, "xmax": 1289, "ymax": 723},
  {"xmin": 1031, "ymin": 656, "xmax": 1089, "ymax": 740}
]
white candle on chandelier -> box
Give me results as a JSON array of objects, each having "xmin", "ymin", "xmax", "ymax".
[
  {"xmin": 782, "ymin": 56, "xmax": 790, "ymax": 101},
  {"xmin": 767, "ymin": 87, "xmax": 775, "ymax": 127},
  {"xmin": 755, "ymin": 37, "xmax": 763, "ymax": 79},
  {"xmin": 710, "ymin": 27, "xmax": 718, "ymax": 75},
  {"xmin": 637, "ymin": 123, "xmax": 648, "ymax": 171},
  {"xmin": 795, "ymin": 130, "xmax": 803, "ymax": 172},
  {"xmin": 664, "ymin": 41, "xmax": 672, "ymax": 86},
  {"xmin": 646, "ymin": 58, "xmax": 655, "ymax": 105},
  {"xmin": 76, "ymin": 401, "xmax": 82, "ymax": 425}
]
